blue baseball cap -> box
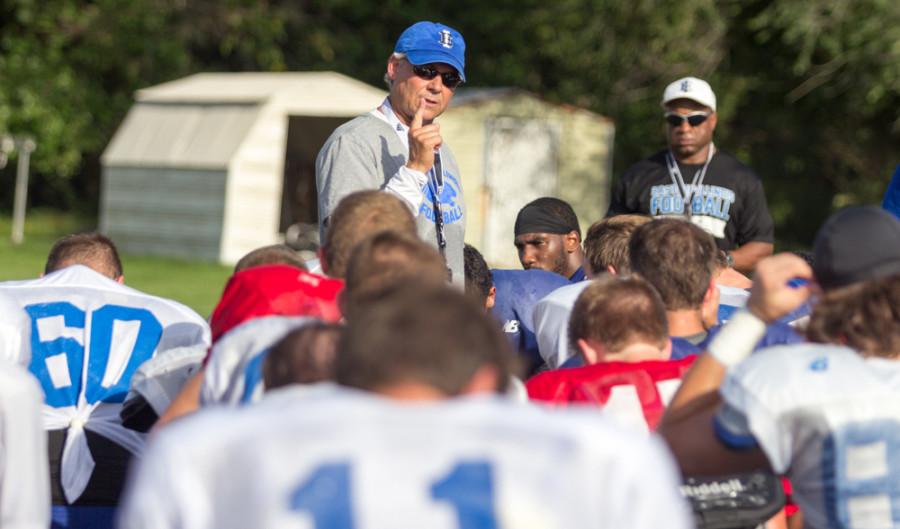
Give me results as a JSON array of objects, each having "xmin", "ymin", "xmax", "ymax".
[{"xmin": 394, "ymin": 21, "xmax": 466, "ymax": 81}]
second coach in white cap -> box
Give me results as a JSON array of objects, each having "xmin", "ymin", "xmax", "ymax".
[{"xmin": 607, "ymin": 77, "xmax": 774, "ymax": 273}]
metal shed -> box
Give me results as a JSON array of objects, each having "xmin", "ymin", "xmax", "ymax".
[
  {"xmin": 101, "ymin": 71, "xmax": 386, "ymax": 263},
  {"xmin": 101, "ymin": 73, "xmax": 613, "ymax": 267},
  {"xmin": 443, "ymin": 88, "xmax": 614, "ymax": 267}
]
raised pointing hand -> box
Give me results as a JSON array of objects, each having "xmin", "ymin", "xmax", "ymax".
[{"xmin": 407, "ymin": 100, "xmax": 442, "ymax": 174}]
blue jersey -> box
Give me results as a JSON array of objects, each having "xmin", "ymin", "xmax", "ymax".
[
  {"xmin": 685, "ymin": 321, "xmax": 803, "ymax": 359},
  {"xmin": 491, "ymin": 269, "xmax": 569, "ymax": 372},
  {"xmin": 718, "ymin": 285, "xmax": 812, "ymax": 327}
]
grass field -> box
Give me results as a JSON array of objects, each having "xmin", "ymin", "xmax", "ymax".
[{"xmin": 0, "ymin": 209, "xmax": 232, "ymax": 317}]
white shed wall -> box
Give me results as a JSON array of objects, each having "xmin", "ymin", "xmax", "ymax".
[{"xmin": 219, "ymin": 101, "xmax": 288, "ymax": 263}]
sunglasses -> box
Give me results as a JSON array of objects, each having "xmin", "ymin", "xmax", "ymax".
[
  {"xmin": 664, "ymin": 111, "xmax": 711, "ymax": 127},
  {"xmin": 412, "ymin": 64, "xmax": 463, "ymax": 89}
]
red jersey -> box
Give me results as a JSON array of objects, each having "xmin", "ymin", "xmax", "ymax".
[
  {"xmin": 527, "ymin": 356, "xmax": 696, "ymax": 431},
  {"xmin": 207, "ymin": 265, "xmax": 343, "ymax": 352}
]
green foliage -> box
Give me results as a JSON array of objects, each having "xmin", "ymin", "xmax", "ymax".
[{"xmin": 0, "ymin": 0, "xmax": 898, "ymax": 247}]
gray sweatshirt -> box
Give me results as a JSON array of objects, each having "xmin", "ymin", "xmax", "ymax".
[{"xmin": 316, "ymin": 112, "xmax": 466, "ymax": 286}]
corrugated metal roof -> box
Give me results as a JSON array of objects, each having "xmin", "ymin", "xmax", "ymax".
[
  {"xmin": 136, "ymin": 71, "xmax": 386, "ymax": 113},
  {"xmin": 103, "ymin": 102, "xmax": 259, "ymax": 168},
  {"xmin": 104, "ymin": 71, "xmax": 387, "ymax": 167}
]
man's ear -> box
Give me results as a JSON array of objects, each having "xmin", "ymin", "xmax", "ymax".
[
  {"xmin": 577, "ymin": 338, "xmax": 601, "ymax": 365},
  {"xmin": 386, "ymin": 55, "xmax": 400, "ymax": 82},
  {"xmin": 564, "ymin": 231, "xmax": 581, "ymax": 253},
  {"xmin": 703, "ymin": 277, "xmax": 718, "ymax": 304},
  {"xmin": 116, "ymin": 275, "xmax": 125, "ymax": 285},
  {"xmin": 606, "ymin": 264, "xmax": 617, "ymax": 275},
  {"xmin": 701, "ymin": 278, "xmax": 720, "ymax": 328},
  {"xmin": 485, "ymin": 286, "xmax": 496, "ymax": 311}
]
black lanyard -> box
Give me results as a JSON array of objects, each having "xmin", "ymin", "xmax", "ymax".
[{"xmin": 430, "ymin": 151, "xmax": 447, "ymax": 256}]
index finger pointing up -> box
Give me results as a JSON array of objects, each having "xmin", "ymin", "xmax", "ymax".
[{"xmin": 411, "ymin": 99, "xmax": 425, "ymax": 130}]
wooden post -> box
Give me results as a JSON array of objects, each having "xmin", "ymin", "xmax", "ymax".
[{"xmin": 11, "ymin": 138, "xmax": 35, "ymax": 245}]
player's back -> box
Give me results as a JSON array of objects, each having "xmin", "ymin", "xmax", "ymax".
[
  {"xmin": 0, "ymin": 265, "xmax": 211, "ymax": 508},
  {"xmin": 527, "ymin": 357, "xmax": 696, "ymax": 432},
  {"xmin": 719, "ymin": 344, "xmax": 900, "ymax": 529},
  {"xmin": 120, "ymin": 385, "xmax": 692, "ymax": 529},
  {"xmin": 201, "ymin": 315, "xmax": 314, "ymax": 406}
]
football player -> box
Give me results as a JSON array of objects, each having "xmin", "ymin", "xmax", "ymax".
[
  {"xmin": 262, "ymin": 322, "xmax": 342, "ymax": 391},
  {"xmin": 204, "ymin": 232, "xmax": 446, "ymax": 407},
  {"xmin": 157, "ymin": 263, "xmax": 341, "ymax": 422},
  {"xmin": 660, "ymin": 206, "xmax": 900, "ymax": 529},
  {"xmin": 628, "ymin": 218, "xmax": 801, "ymax": 359},
  {"xmin": 119, "ymin": 285, "xmax": 692, "ymax": 529},
  {"xmin": 513, "ymin": 197, "xmax": 586, "ymax": 281},
  {"xmin": 0, "ymin": 232, "xmax": 210, "ymax": 528},
  {"xmin": 533, "ymin": 214, "xmax": 650, "ymax": 368},
  {"xmin": 528, "ymin": 275, "xmax": 693, "ymax": 432}
]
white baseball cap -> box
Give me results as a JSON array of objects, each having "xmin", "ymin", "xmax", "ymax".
[{"xmin": 662, "ymin": 77, "xmax": 716, "ymax": 111}]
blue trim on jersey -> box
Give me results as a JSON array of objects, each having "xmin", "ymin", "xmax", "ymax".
[
  {"xmin": 568, "ymin": 266, "xmax": 586, "ymax": 283},
  {"xmin": 241, "ymin": 347, "xmax": 270, "ymax": 404},
  {"xmin": 558, "ymin": 355, "xmax": 584, "ymax": 369},
  {"xmin": 52, "ymin": 505, "xmax": 116, "ymax": 529},
  {"xmin": 671, "ymin": 337, "xmax": 704, "ymax": 360},
  {"xmin": 713, "ymin": 415, "xmax": 759, "ymax": 450},
  {"xmin": 717, "ymin": 304, "xmax": 739, "ymax": 323}
]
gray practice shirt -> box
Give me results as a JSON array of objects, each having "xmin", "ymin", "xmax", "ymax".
[{"xmin": 315, "ymin": 108, "xmax": 466, "ymax": 286}]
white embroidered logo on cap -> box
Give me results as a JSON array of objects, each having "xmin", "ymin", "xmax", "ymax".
[{"xmin": 439, "ymin": 29, "xmax": 453, "ymax": 49}]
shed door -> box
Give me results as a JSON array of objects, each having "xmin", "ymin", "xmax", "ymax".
[{"xmin": 483, "ymin": 117, "xmax": 560, "ymax": 267}]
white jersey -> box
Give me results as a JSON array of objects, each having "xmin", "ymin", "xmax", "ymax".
[
  {"xmin": 0, "ymin": 293, "xmax": 28, "ymax": 365},
  {"xmin": 0, "ymin": 361, "xmax": 49, "ymax": 529},
  {"xmin": 533, "ymin": 281, "xmax": 590, "ymax": 368},
  {"xmin": 0, "ymin": 265, "xmax": 210, "ymax": 502},
  {"xmin": 716, "ymin": 344, "xmax": 900, "ymax": 529},
  {"xmin": 119, "ymin": 385, "xmax": 691, "ymax": 529},
  {"xmin": 201, "ymin": 315, "xmax": 315, "ymax": 406},
  {"xmin": 127, "ymin": 343, "xmax": 208, "ymax": 416}
]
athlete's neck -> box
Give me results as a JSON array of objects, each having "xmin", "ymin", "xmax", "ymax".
[
  {"xmin": 675, "ymin": 143, "xmax": 713, "ymax": 165},
  {"xmin": 667, "ymin": 309, "xmax": 708, "ymax": 338},
  {"xmin": 603, "ymin": 343, "xmax": 670, "ymax": 363},
  {"xmin": 373, "ymin": 382, "xmax": 448, "ymax": 401}
]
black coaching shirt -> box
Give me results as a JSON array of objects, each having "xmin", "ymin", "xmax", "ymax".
[{"xmin": 607, "ymin": 150, "xmax": 774, "ymax": 250}]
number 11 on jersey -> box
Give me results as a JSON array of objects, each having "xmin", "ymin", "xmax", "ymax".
[{"xmin": 291, "ymin": 461, "xmax": 499, "ymax": 529}]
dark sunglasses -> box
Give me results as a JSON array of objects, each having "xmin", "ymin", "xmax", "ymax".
[
  {"xmin": 664, "ymin": 111, "xmax": 711, "ymax": 127},
  {"xmin": 412, "ymin": 64, "xmax": 463, "ymax": 89}
]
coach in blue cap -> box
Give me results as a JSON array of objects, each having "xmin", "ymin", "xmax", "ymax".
[{"xmin": 316, "ymin": 21, "xmax": 468, "ymax": 286}]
